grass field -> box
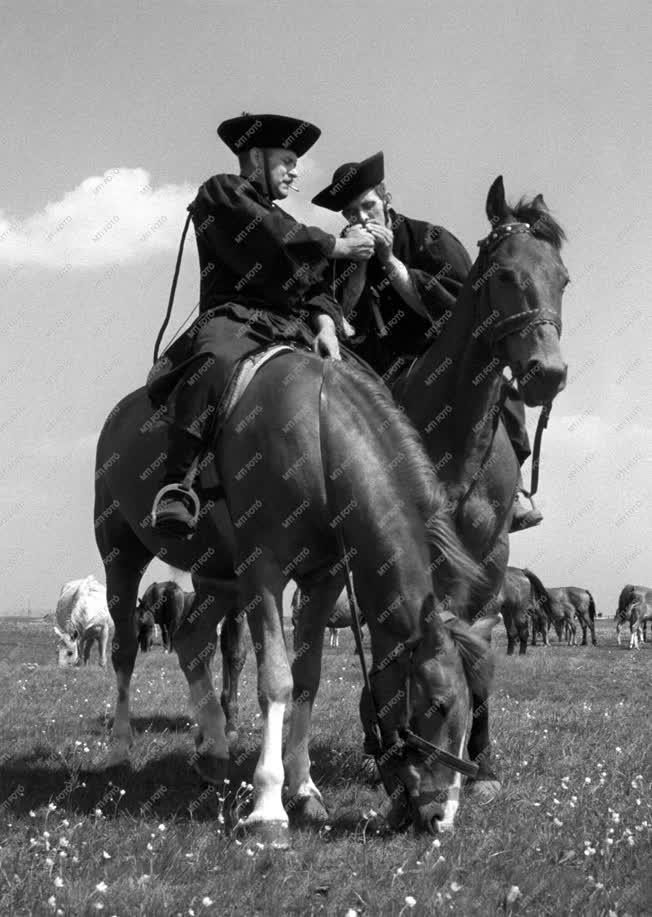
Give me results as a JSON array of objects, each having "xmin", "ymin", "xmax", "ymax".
[{"xmin": 0, "ymin": 617, "xmax": 650, "ymax": 916}]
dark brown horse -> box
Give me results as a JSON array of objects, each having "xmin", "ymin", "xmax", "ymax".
[
  {"xmin": 546, "ymin": 587, "xmax": 597, "ymax": 646},
  {"xmin": 616, "ymin": 585, "xmax": 651, "ymax": 645},
  {"xmin": 138, "ymin": 581, "xmax": 192, "ymax": 652},
  {"xmin": 497, "ymin": 567, "xmax": 551, "ymax": 655},
  {"xmin": 96, "ymin": 349, "xmax": 495, "ymax": 839},
  {"xmin": 385, "ymin": 177, "xmax": 568, "ymax": 790}
]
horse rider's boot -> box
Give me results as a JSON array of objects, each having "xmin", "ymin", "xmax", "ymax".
[
  {"xmin": 151, "ymin": 429, "xmax": 203, "ymax": 539},
  {"xmin": 509, "ymin": 490, "xmax": 543, "ymax": 533}
]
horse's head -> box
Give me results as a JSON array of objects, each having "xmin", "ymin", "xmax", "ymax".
[
  {"xmin": 480, "ymin": 176, "xmax": 568, "ymax": 406},
  {"xmin": 363, "ymin": 597, "xmax": 497, "ymax": 834},
  {"xmin": 54, "ymin": 625, "xmax": 79, "ymax": 667}
]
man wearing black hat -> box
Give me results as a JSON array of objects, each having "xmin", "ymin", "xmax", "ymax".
[
  {"xmin": 312, "ymin": 152, "xmax": 541, "ymax": 531},
  {"xmin": 151, "ymin": 113, "xmax": 374, "ymax": 537}
]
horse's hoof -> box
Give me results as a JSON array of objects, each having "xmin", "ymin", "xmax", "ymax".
[
  {"xmin": 192, "ymin": 753, "xmax": 229, "ymax": 786},
  {"xmin": 105, "ymin": 746, "xmax": 131, "ymax": 769},
  {"xmin": 288, "ymin": 794, "xmax": 329, "ymax": 826},
  {"xmin": 466, "ymin": 778, "xmax": 501, "ymax": 804},
  {"xmin": 360, "ymin": 755, "xmax": 382, "ymax": 785},
  {"xmin": 237, "ymin": 818, "xmax": 290, "ymax": 849}
]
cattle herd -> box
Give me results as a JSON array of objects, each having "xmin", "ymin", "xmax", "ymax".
[{"xmin": 53, "ymin": 575, "xmax": 651, "ymax": 667}]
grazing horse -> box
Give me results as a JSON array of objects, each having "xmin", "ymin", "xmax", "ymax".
[
  {"xmin": 546, "ymin": 587, "xmax": 597, "ymax": 646},
  {"xmin": 390, "ymin": 177, "xmax": 567, "ymax": 791},
  {"xmin": 497, "ymin": 567, "xmax": 550, "ymax": 655},
  {"xmin": 136, "ymin": 606, "xmax": 156, "ymax": 652},
  {"xmin": 291, "ymin": 585, "xmax": 365, "ymax": 650},
  {"xmin": 138, "ymin": 581, "xmax": 191, "ymax": 652},
  {"xmin": 616, "ymin": 585, "xmax": 651, "ymax": 645},
  {"xmin": 95, "ymin": 348, "xmax": 495, "ymax": 839},
  {"xmin": 54, "ymin": 575, "xmax": 113, "ymax": 667},
  {"xmin": 625, "ymin": 599, "xmax": 652, "ymax": 649}
]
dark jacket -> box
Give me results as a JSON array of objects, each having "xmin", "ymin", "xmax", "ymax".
[
  {"xmin": 190, "ymin": 174, "xmax": 340, "ymax": 326},
  {"xmin": 335, "ymin": 209, "xmax": 472, "ymax": 378}
]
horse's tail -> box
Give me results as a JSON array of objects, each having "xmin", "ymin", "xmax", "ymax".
[
  {"xmin": 522, "ymin": 568, "xmax": 551, "ymax": 621},
  {"xmin": 586, "ymin": 591, "xmax": 596, "ymax": 622}
]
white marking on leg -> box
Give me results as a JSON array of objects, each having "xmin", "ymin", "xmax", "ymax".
[
  {"xmin": 248, "ymin": 701, "xmax": 288, "ymax": 825},
  {"xmin": 439, "ymin": 728, "xmax": 467, "ymax": 831}
]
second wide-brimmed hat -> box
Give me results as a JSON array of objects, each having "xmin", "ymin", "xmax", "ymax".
[
  {"xmin": 217, "ymin": 113, "xmax": 321, "ymax": 157},
  {"xmin": 311, "ymin": 151, "xmax": 384, "ymax": 211}
]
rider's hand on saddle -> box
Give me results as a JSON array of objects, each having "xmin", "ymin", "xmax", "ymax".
[
  {"xmin": 333, "ymin": 231, "xmax": 374, "ymax": 262},
  {"xmin": 366, "ymin": 221, "xmax": 394, "ymax": 264}
]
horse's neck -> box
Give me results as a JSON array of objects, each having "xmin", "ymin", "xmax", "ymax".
[{"xmin": 406, "ymin": 274, "xmax": 504, "ymax": 488}]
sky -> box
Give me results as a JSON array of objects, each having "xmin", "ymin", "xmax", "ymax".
[{"xmin": 0, "ymin": 0, "xmax": 650, "ymax": 616}]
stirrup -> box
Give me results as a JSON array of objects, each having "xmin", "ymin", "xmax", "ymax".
[{"xmin": 151, "ymin": 483, "xmax": 201, "ymax": 529}]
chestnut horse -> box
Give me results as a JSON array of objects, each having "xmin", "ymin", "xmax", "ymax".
[{"xmin": 95, "ymin": 351, "xmax": 495, "ymax": 840}]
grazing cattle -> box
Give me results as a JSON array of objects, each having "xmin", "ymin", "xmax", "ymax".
[
  {"xmin": 497, "ymin": 567, "xmax": 550, "ymax": 655},
  {"xmin": 547, "ymin": 587, "xmax": 597, "ymax": 646},
  {"xmin": 626, "ymin": 599, "xmax": 652, "ymax": 649},
  {"xmin": 291, "ymin": 586, "xmax": 365, "ymax": 651},
  {"xmin": 54, "ymin": 575, "xmax": 113, "ymax": 667},
  {"xmin": 616, "ymin": 585, "xmax": 652, "ymax": 645},
  {"xmin": 138, "ymin": 581, "xmax": 193, "ymax": 652}
]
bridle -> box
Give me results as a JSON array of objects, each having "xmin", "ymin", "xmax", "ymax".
[
  {"xmin": 317, "ymin": 362, "xmax": 479, "ymax": 790},
  {"xmin": 476, "ymin": 221, "xmax": 562, "ymax": 348}
]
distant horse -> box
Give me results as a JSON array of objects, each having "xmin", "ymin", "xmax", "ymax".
[
  {"xmin": 616, "ymin": 585, "xmax": 651, "ymax": 644},
  {"xmin": 546, "ymin": 587, "xmax": 597, "ymax": 646},
  {"xmin": 291, "ymin": 586, "xmax": 365, "ymax": 650},
  {"xmin": 54, "ymin": 575, "xmax": 113, "ymax": 667},
  {"xmin": 624, "ymin": 599, "xmax": 652, "ymax": 649},
  {"xmin": 96, "ymin": 348, "xmax": 495, "ymax": 839},
  {"xmin": 136, "ymin": 606, "xmax": 156, "ymax": 652},
  {"xmin": 138, "ymin": 581, "xmax": 192, "ymax": 652},
  {"xmin": 138, "ymin": 580, "xmax": 246, "ymax": 738},
  {"xmin": 497, "ymin": 567, "xmax": 551, "ymax": 655}
]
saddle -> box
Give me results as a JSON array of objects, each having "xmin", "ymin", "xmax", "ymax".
[{"xmin": 146, "ymin": 343, "xmax": 296, "ymax": 499}]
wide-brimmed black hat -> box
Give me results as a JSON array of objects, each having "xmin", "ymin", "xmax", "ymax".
[
  {"xmin": 311, "ymin": 151, "xmax": 384, "ymax": 211},
  {"xmin": 217, "ymin": 113, "xmax": 321, "ymax": 157}
]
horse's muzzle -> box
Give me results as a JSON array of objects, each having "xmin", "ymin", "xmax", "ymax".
[{"xmin": 519, "ymin": 357, "xmax": 567, "ymax": 406}]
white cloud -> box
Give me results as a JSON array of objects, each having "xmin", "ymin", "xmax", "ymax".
[
  {"xmin": 0, "ymin": 160, "xmax": 344, "ymax": 271},
  {"xmin": 0, "ymin": 168, "xmax": 194, "ymax": 270}
]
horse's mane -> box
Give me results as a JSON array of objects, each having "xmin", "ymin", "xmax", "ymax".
[
  {"xmin": 512, "ymin": 195, "xmax": 566, "ymax": 250},
  {"xmin": 336, "ymin": 361, "xmax": 482, "ymax": 603}
]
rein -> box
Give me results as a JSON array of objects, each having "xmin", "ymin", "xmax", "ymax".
[
  {"xmin": 153, "ymin": 210, "xmax": 193, "ymax": 364},
  {"xmin": 317, "ymin": 361, "xmax": 479, "ymax": 783}
]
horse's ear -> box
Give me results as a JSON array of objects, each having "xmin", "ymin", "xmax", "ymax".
[
  {"xmin": 532, "ymin": 193, "xmax": 546, "ymax": 209},
  {"xmin": 470, "ymin": 613, "xmax": 502, "ymax": 644},
  {"xmin": 486, "ymin": 175, "xmax": 510, "ymax": 224}
]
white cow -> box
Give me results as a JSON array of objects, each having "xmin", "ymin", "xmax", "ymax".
[{"xmin": 54, "ymin": 575, "xmax": 113, "ymax": 667}]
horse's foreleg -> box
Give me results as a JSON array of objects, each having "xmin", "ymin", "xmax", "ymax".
[
  {"xmin": 518, "ymin": 618, "xmax": 528, "ymax": 655},
  {"xmin": 284, "ymin": 578, "xmax": 341, "ymax": 826},
  {"xmin": 220, "ymin": 610, "xmax": 247, "ymax": 743},
  {"xmin": 240, "ymin": 561, "xmax": 292, "ymax": 844}
]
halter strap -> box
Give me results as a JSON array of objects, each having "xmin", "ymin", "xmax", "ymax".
[{"xmin": 477, "ymin": 221, "xmax": 532, "ymax": 253}]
